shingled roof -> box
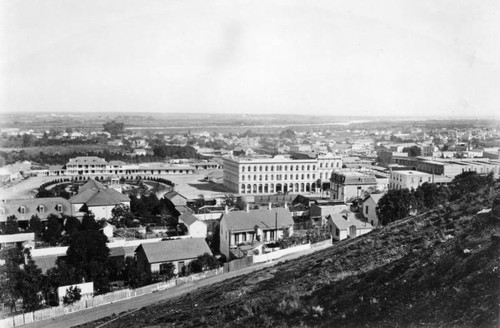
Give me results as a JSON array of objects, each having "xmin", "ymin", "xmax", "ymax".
[
  {"xmin": 179, "ymin": 212, "xmax": 202, "ymax": 226},
  {"xmin": 0, "ymin": 197, "xmax": 70, "ymax": 222},
  {"xmin": 136, "ymin": 238, "xmax": 212, "ymax": 264},
  {"xmin": 70, "ymin": 183, "xmax": 129, "ymax": 206},
  {"xmin": 221, "ymin": 208, "xmax": 293, "ymax": 232}
]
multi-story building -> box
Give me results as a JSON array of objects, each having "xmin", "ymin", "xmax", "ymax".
[
  {"xmin": 389, "ymin": 170, "xmax": 433, "ymax": 190},
  {"xmin": 222, "ymin": 153, "xmax": 342, "ymax": 195},
  {"xmin": 330, "ymin": 171, "xmax": 378, "ymax": 202}
]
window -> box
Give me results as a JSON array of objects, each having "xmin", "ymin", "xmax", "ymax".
[
  {"xmin": 259, "ymin": 166, "xmax": 262, "ymax": 172},
  {"xmin": 284, "ymin": 174, "xmax": 287, "ymax": 180},
  {"xmin": 365, "ymin": 206, "xmax": 369, "ymax": 214},
  {"xmin": 307, "ymin": 165, "xmax": 310, "ymax": 170},
  {"xmin": 242, "ymin": 167, "xmax": 245, "ymax": 172},
  {"xmin": 265, "ymin": 175, "xmax": 268, "ymax": 181},
  {"xmin": 270, "ymin": 230, "xmax": 275, "ymax": 240},
  {"xmin": 242, "ymin": 175, "xmax": 245, "ymax": 181},
  {"xmin": 284, "ymin": 165, "xmax": 288, "ymax": 171},
  {"xmin": 38, "ymin": 205, "xmax": 45, "ymax": 213},
  {"xmin": 336, "ymin": 228, "xmax": 340, "ymax": 236},
  {"xmin": 19, "ymin": 206, "xmax": 26, "ymax": 214}
]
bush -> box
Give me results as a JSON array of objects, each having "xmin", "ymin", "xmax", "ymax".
[{"xmin": 63, "ymin": 286, "xmax": 82, "ymax": 305}]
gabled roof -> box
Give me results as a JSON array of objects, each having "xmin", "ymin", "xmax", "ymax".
[
  {"xmin": 70, "ymin": 186, "xmax": 129, "ymax": 206},
  {"xmin": 136, "ymin": 238, "xmax": 212, "ymax": 264},
  {"xmin": 221, "ymin": 208, "xmax": 293, "ymax": 232},
  {"xmin": 179, "ymin": 212, "xmax": 203, "ymax": 226},
  {"xmin": 79, "ymin": 179, "xmax": 106, "ymax": 193},
  {"xmin": 164, "ymin": 191, "xmax": 187, "ymax": 200},
  {"xmin": 328, "ymin": 211, "xmax": 373, "ymax": 231}
]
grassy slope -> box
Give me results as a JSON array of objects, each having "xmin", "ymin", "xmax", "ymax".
[{"xmin": 84, "ymin": 184, "xmax": 500, "ymax": 328}]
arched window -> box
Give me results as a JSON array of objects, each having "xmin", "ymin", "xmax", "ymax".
[
  {"xmin": 242, "ymin": 166, "xmax": 245, "ymax": 172},
  {"xmin": 242, "ymin": 175, "xmax": 245, "ymax": 181},
  {"xmin": 307, "ymin": 165, "xmax": 310, "ymax": 170},
  {"xmin": 284, "ymin": 165, "xmax": 288, "ymax": 171},
  {"xmin": 38, "ymin": 205, "xmax": 45, "ymax": 213},
  {"xmin": 19, "ymin": 206, "xmax": 26, "ymax": 214}
]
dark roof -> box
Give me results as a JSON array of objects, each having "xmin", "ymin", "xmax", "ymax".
[
  {"xmin": 32, "ymin": 255, "xmax": 61, "ymax": 273},
  {"xmin": 136, "ymin": 238, "xmax": 212, "ymax": 263},
  {"xmin": 164, "ymin": 191, "xmax": 187, "ymax": 200},
  {"xmin": 70, "ymin": 187, "xmax": 129, "ymax": 206},
  {"xmin": 179, "ymin": 212, "xmax": 201, "ymax": 226},
  {"xmin": 221, "ymin": 208, "xmax": 293, "ymax": 232},
  {"xmin": 0, "ymin": 197, "xmax": 71, "ymax": 222},
  {"xmin": 79, "ymin": 179, "xmax": 106, "ymax": 192}
]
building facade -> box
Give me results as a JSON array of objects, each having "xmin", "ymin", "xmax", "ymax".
[
  {"xmin": 330, "ymin": 171, "xmax": 378, "ymax": 202},
  {"xmin": 223, "ymin": 153, "xmax": 342, "ymax": 195}
]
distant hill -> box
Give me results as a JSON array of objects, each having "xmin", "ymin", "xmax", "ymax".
[{"xmin": 83, "ymin": 182, "xmax": 500, "ymax": 327}]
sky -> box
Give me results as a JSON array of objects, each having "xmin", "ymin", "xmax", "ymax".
[{"xmin": 1, "ymin": 0, "xmax": 499, "ymax": 118}]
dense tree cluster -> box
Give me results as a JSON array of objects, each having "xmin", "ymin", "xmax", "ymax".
[
  {"xmin": 376, "ymin": 171, "xmax": 495, "ymax": 226},
  {"xmin": 102, "ymin": 121, "xmax": 125, "ymax": 137}
]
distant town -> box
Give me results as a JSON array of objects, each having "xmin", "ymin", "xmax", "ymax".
[{"xmin": 0, "ymin": 114, "xmax": 499, "ymax": 327}]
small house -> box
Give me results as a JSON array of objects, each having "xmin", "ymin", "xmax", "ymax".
[{"xmin": 135, "ymin": 238, "xmax": 212, "ymax": 277}]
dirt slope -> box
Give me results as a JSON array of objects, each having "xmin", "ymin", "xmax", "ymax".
[{"xmin": 82, "ymin": 186, "xmax": 500, "ymax": 328}]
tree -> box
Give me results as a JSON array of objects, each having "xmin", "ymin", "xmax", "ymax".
[
  {"xmin": 2, "ymin": 215, "xmax": 20, "ymax": 234},
  {"xmin": 111, "ymin": 204, "xmax": 137, "ymax": 228},
  {"xmin": 29, "ymin": 215, "xmax": 44, "ymax": 239},
  {"xmin": 44, "ymin": 214, "xmax": 63, "ymax": 246},
  {"xmin": 376, "ymin": 189, "xmax": 419, "ymax": 225},
  {"xmin": 36, "ymin": 187, "xmax": 56, "ymax": 198},
  {"xmin": 449, "ymin": 171, "xmax": 494, "ymax": 201},
  {"xmin": 16, "ymin": 250, "xmax": 43, "ymax": 310},
  {"xmin": 64, "ymin": 216, "xmax": 81, "ymax": 237},
  {"xmin": 102, "ymin": 121, "xmax": 125, "ymax": 137},
  {"xmin": 80, "ymin": 211, "xmax": 100, "ymax": 231},
  {"xmin": 66, "ymin": 230, "xmax": 110, "ymax": 294},
  {"xmin": 402, "ymin": 146, "xmax": 421, "ymax": 157},
  {"xmin": 0, "ymin": 246, "xmax": 24, "ymax": 311},
  {"xmin": 413, "ymin": 183, "xmax": 450, "ymax": 210}
]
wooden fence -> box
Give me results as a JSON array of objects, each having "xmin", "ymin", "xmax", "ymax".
[{"xmin": 0, "ymin": 268, "xmax": 223, "ymax": 328}]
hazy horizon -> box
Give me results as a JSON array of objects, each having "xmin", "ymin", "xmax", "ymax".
[{"xmin": 1, "ymin": 0, "xmax": 499, "ymax": 118}]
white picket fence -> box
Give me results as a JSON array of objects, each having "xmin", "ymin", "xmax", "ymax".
[{"xmin": 0, "ymin": 268, "xmax": 223, "ymax": 328}]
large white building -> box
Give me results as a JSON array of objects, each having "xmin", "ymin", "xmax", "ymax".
[
  {"xmin": 223, "ymin": 153, "xmax": 342, "ymax": 195},
  {"xmin": 388, "ymin": 170, "xmax": 451, "ymax": 190}
]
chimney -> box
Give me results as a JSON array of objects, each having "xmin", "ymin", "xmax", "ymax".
[
  {"xmin": 268, "ymin": 202, "xmax": 272, "ymax": 211},
  {"xmin": 246, "ymin": 203, "xmax": 250, "ymax": 212},
  {"xmin": 225, "ymin": 205, "xmax": 229, "ymax": 214}
]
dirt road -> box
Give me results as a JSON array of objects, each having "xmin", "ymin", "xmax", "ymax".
[{"xmin": 22, "ymin": 244, "xmax": 332, "ymax": 328}]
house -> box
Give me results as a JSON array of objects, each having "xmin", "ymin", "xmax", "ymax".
[
  {"xmin": 330, "ymin": 171, "xmax": 378, "ymax": 202},
  {"xmin": 0, "ymin": 197, "xmax": 71, "ymax": 222},
  {"xmin": 178, "ymin": 213, "xmax": 208, "ymax": 238},
  {"xmin": 362, "ymin": 193, "xmax": 385, "ymax": 227},
  {"xmin": 326, "ymin": 210, "xmax": 373, "ymax": 241},
  {"xmin": 69, "ymin": 179, "xmax": 130, "ymax": 220},
  {"xmin": 219, "ymin": 207, "xmax": 294, "ymax": 258},
  {"xmin": 135, "ymin": 238, "xmax": 212, "ymax": 277},
  {"xmin": 309, "ymin": 203, "xmax": 350, "ymax": 227},
  {"xmin": 164, "ymin": 191, "xmax": 188, "ymax": 207}
]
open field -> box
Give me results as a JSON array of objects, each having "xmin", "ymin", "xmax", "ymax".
[{"xmin": 0, "ymin": 171, "xmax": 226, "ymax": 201}]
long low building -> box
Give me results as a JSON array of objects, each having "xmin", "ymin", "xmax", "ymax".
[
  {"xmin": 223, "ymin": 153, "xmax": 342, "ymax": 195},
  {"xmin": 30, "ymin": 156, "xmax": 196, "ymax": 178}
]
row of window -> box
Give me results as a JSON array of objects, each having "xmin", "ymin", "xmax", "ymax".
[
  {"xmin": 1, "ymin": 204, "xmax": 65, "ymax": 215},
  {"xmin": 241, "ymin": 164, "xmax": 316, "ymax": 173},
  {"xmin": 241, "ymin": 173, "xmax": 316, "ymax": 181}
]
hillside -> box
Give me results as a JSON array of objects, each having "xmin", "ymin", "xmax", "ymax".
[{"xmin": 83, "ymin": 184, "xmax": 500, "ymax": 327}]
